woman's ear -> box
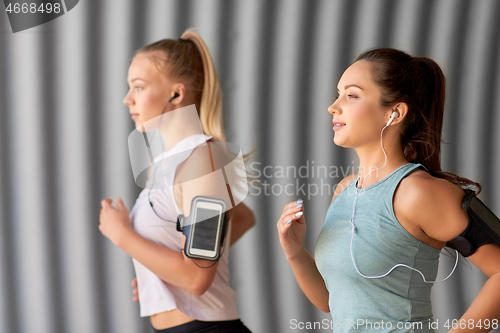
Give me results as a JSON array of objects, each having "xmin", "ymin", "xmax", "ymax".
[
  {"xmin": 170, "ymin": 83, "xmax": 186, "ymax": 104},
  {"xmin": 389, "ymin": 102, "xmax": 408, "ymax": 125}
]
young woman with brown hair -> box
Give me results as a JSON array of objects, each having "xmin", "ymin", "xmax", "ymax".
[
  {"xmin": 98, "ymin": 30, "xmax": 253, "ymax": 333},
  {"xmin": 277, "ymin": 48, "xmax": 500, "ymax": 332}
]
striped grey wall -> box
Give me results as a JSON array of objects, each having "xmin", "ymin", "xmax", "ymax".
[{"xmin": 0, "ymin": 0, "xmax": 499, "ymax": 332}]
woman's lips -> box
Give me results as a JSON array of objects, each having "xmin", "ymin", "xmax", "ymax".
[
  {"xmin": 131, "ymin": 114, "xmax": 138, "ymax": 120},
  {"xmin": 333, "ymin": 121, "xmax": 345, "ymax": 131}
]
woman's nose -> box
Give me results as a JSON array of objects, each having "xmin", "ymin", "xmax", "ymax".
[
  {"xmin": 123, "ymin": 91, "xmax": 134, "ymax": 106},
  {"xmin": 328, "ymin": 100, "xmax": 341, "ymax": 115}
]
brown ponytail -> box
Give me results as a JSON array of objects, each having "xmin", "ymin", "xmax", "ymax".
[{"xmin": 357, "ymin": 48, "xmax": 481, "ymax": 194}]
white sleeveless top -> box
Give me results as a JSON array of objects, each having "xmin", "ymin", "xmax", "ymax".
[{"xmin": 129, "ymin": 134, "xmax": 239, "ymax": 320}]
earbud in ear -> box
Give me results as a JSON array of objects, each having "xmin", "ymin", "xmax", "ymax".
[
  {"xmin": 385, "ymin": 111, "xmax": 399, "ymax": 126},
  {"xmin": 168, "ymin": 93, "xmax": 180, "ymax": 103}
]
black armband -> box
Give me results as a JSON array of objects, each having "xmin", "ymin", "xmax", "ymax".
[{"xmin": 446, "ymin": 190, "xmax": 500, "ymax": 257}]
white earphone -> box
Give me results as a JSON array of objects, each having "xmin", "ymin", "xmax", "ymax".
[
  {"xmin": 385, "ymin": 111, "xmax": 399, "ymax": 126},
  {"xmin": 349, "ymin": 112, "xmax": 459, "ymax": 283}
]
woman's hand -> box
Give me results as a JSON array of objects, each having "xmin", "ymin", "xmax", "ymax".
[
  {"xmin": 277, "ymin": 199, "xmax": 330, "ymax": 311},
  {"xmin": 131, "ymin": 278, "xmax": 139, "ymax": 302},
  {"xmin": 277, "ymin": 199, "xmax": 306, "ymax": 260},
  {"xmin": 99, "ymin": 198, "xmax": 132, "ymax": 247}
]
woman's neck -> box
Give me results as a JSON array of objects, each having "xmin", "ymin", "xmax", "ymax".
[
  {"xmin": 354, "ymin": 138, "xmax": 408, "ymax": 189},
  {"xmin": 159, "ymin": 103, "xmax": 205, "ymax": 151},
  {"xmin": 161, "ymin": 124, "xmax": 204, "ymax": 151}
]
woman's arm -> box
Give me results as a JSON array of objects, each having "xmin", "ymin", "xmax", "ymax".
[
  {"xmin": 451, "ymin": 244, "xmax": 500, "ymax": 333},
  {"xmin": 288, "ymin": 248, "xmax": 330, "ymax": 313},
  {"xmin": 276, "ymin": 174, "xmax": 358, "ymax": 312},
  {"xmin": 100, "ymin": 145, "xmax": 234, "ymax": 296},
  {"xmin": 120, "ymin": 225, "xmax": 217, "ymax": 296},
  {"xmin": 229, "ymin": 202, "xmax": 255, "ymax": 245},
  {"xmin": 99, "ymin": 198, "xmax": 218, "ymax": 296},
  {"xmin": 277, "ymin": 200, "xmax": 330, "ymax": 312},
  {"xmin": 175, "ymin": 142, "xmax": 255, "ymax": 246},
  {"xmin": 395, "ymin": 172, "xmax": 500, "ymax": 332}
]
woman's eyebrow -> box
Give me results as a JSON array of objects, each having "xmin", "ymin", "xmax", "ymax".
[
  {"xmin": 337, "ymin": 84, "xmax": 364, "ymax": 92},
  {"xmin": 130, "ymin": 78, "xmax": 147, "ymax": 82}
]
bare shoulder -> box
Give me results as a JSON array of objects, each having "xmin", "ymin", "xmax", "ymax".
[
  {"xmin": 394, "ymin": 170, "xmax": 468, "ymax": 243},
  {"xmin": 331, "ymin": 173, "xmax": 358, "ymax": 203},
  {"xmin": 396, "ymin": 170, "xmax": 465, "ymax": 208},
  {"xmin": 175, "ymin": 141, "xmax": 229, "ymax": 183},
  {"xmin": 173, "ymin": 141, "xmax": 230, "ymax": 213},
  {"xmin": 175, "ymin": 141, "xmax": 233, "ymax": 214}
]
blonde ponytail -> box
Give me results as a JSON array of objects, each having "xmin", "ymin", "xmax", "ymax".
[{"xmin": 180, "ymin": 30, "xmax": 226, "ymax": 143}]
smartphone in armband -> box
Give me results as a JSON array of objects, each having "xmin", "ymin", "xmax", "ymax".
[{"xmin": 176, "ymin": 196, "xmax": 228, "ymax": 261}]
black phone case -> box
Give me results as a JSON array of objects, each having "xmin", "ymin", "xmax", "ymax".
[{"xmin": 446, "ymin": 190, "xmax": 500, "ymax": 256}]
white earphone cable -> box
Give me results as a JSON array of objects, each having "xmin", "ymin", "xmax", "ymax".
[{"xmin": 349, "ymin": 122, "xmax": 458, "ymax": 283}]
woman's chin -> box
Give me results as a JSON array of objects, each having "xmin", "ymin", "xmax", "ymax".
[
  {"xmin": 135, "ymin": 115, "xmax": 163, "ymax": 132},
  {"xmin": 134, "ymin": 121, "xmax": 144, "ymax": 131},
  {"xmin": 333, "ymin": 136, "xmax": 355, "ymax": 149},
  {"xmin": 333, "ymin": 135, "xmax": 346, "ymax": 147}
]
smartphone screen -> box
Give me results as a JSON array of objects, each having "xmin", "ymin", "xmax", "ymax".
[{"xmin": 192, "ymin": 208, "xmax": 220, "ymax": 251}]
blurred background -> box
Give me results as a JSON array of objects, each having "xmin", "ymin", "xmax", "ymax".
[{"xmin": 1, "ymin": 0, "xmax": 499, "ymax": 332}]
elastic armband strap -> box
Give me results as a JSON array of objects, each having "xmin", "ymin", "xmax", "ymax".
[{"xmin": 446, "ymin": 190, "xmax": 500, "ymax": 257}]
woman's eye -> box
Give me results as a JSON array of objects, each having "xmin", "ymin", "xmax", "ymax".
[
  {"xmin": 347, "ymin": 94, "xmax": 357, "ymax": 98},
  {"xmin": 135, "ymin": 86, "xmax": 143, "ymax": 91}
]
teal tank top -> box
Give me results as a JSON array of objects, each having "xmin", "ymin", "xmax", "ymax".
[{"xmin": 315, "ymin": 163, "xmax": 441, "ymax": 332}]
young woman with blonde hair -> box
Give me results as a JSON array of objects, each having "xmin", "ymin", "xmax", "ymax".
[{"xmin": 99, "ymin": 30, "xmax": 253, "ymax": 333}]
